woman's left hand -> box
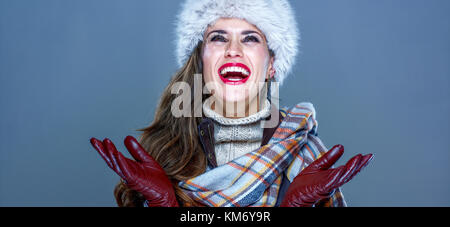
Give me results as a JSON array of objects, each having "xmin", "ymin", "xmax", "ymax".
[{"xmin": 280, "ymin": 144, "xmax": 373, "ymax": 207}]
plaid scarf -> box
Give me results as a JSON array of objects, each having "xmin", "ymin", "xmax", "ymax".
[{"xmin": 179, "ymin": 102, "xmax": 338, "ymax": 207}]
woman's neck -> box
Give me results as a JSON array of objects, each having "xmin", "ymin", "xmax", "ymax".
[
  {"xmin": 205, "ymin": 96, "xmax": 269, "ymax": 119},
  {"xmin": 203, "ymin": 99, "xmax": 271, "ymax": 126}
]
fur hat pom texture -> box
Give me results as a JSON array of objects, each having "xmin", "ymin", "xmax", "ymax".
[{"xmin": 174, "ymin": 0, "xmax": 300, "ymax": 86}]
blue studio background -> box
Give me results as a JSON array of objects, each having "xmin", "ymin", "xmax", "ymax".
[{"xmin": 1, "ymin": 0, "xmax": 449, "ymax": 206}]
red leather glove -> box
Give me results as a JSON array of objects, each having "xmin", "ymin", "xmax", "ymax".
[
  {"xmin": 281, "ymin": 144, "xmax": 373, "ymax": 207},
  {"xmin": 90, "ymin": 136, "xmax": 179, "ymax": 207}
]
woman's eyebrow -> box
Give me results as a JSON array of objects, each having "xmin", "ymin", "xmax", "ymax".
[
  {"xmin": 206, "ymin": 29, "xmax": 262, "ymax": 37},
  {"xmin": 241, "ymin": 30, "xmax": 261, "ymax": 36},
  {"xmin": 206, "ymin": 29, "xmax": 227, "ymax": 38}
]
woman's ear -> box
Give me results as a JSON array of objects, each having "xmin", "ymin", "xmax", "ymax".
[{"xmin": 268, "ymin": 56, "xmax": 275, "ymax": 79}]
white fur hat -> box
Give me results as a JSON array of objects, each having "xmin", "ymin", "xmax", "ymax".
[{"xmin": 175, "ymin": 0, "xmax": 300, "ymax": 86}]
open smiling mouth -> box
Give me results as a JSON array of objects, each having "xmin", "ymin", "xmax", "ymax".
[{"xmin": 217, "ymin": 62, "xmax": 251, "ymax": 85}]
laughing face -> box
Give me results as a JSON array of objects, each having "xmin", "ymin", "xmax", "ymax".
[{"xmin": 202, "ymin": 18, "xmax": 274, "ymax": 117}]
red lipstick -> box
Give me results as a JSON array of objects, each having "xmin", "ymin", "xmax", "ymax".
[{"xmin": 217, "ymin": 62, "xmax": 251, "ymax": 85}]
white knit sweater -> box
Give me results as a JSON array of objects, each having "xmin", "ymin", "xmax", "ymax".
[{"xmin": 202, "ymin": 100, "xmax": 271, "ymax": 166}]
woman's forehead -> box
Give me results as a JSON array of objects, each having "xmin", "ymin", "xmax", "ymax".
[{"xmin": 205, "ymin": 18, "xmax": 264, "ymax": 36}]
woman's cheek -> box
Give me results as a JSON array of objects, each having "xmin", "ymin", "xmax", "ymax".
[{"xmin": 203, "ymin": 46, "xmax": 224, "ymax": 81}]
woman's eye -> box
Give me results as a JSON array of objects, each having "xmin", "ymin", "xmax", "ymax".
[
  {"xmin": 210, "ymin": 35, "xmax": 227, "ymax": 42},
  {"xmin": 243, "ymin": 35, "xmax": 260, "ymax": 43}
]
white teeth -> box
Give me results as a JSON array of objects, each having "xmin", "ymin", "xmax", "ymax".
[{"xmin": 220, "ymin": 66, "xmax": 249, "ymax": 76}]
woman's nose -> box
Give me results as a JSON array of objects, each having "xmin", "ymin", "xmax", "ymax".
[{"xmin": 225, "ymin": 40, "xmax": 243, "ymax": 58}]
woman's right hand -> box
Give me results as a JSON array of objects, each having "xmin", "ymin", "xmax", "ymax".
[{"xmin": 90, "ymin": 136, "xmax": 179, "ymax": 207}]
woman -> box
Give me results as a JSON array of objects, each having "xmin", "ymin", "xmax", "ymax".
[{"xmin": 90, "ymin": 0, "xmax": 373, "ymax": 207}]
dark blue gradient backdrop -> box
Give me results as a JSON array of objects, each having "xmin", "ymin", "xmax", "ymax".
[{"xmin": 1, "ymin": 0, "xmax": 449, "ymax": 206}]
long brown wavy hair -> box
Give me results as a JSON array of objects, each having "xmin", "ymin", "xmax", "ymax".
[{"xmin": 113, "ymin": 42, "xmax": 208, "ymax": 207}]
